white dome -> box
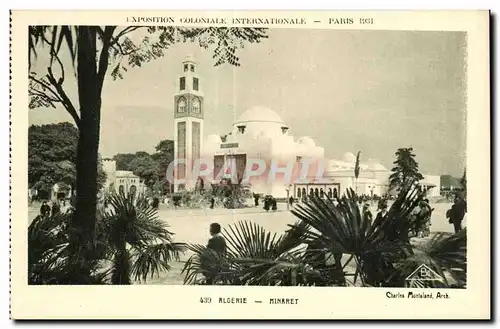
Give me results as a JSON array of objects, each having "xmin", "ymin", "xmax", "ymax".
[
  {"xmin": 343, "ymin": 152, "xmax": 356, "ymax": 163},
  {"xmin": 206, "ymin": 134, "xmax": 222, "ymax": 144},
  {"xmin": 298, "ymin": 136, "xmax": 316, "ymax": 147},
  {"xmin": 366, "ymin": 159, "xmax": 388, "ymax": 171},
  {"xmin": 369, "ymin": 163, "xmax": 388, "ymax": 171},
  {"xmin": 235, "ymin": 106, "xmax": 284, "ymax": 124}
]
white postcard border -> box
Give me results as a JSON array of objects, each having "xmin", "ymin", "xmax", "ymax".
[{"xmin": 10, "ymin": 10, "xmax": 490, "ymax": 319}]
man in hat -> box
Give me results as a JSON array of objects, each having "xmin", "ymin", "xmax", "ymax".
[
  {"xmin": 362, "ymin": 203, "xmax": 373, "ymax": 224},
  {"xmin": 373, "ymin": 199, "xmax": 389, "ymax": 228},
  {"xmin": 39, "ymin": 201, "xmax": 50, "ymax": 217},
  {"xmin": 202, "ymin": 223, "xmax": 227, "ymax": 285},
  {"xmin": 449, "ymin": 195, "xmax": 467, "ymax": 233}
]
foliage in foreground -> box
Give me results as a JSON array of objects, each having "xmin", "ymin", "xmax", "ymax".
[
  {"xmin": 28, "ymin": 192, "xmax": 185, "ymax": 285},
  {"xmin": 182, "ymin": 187, "xmax": 466, "ymax": 287}
]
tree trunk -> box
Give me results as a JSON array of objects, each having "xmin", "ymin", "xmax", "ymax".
[
  {"xmin": 111, "ymin": 242, "xmax": 131, "ymax": 285},
  {"xmin": 69, "ymin": 27, "xmax": 101, "ymax": 282}
]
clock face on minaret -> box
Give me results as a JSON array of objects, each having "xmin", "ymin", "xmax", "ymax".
[{"xmin": 174, "ymin": 56, "xmax": 204, "ymax": 120}]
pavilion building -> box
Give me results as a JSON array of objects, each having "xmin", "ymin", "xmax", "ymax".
[{"xmin": 172, "ymin": 56, "xmax": 441, "ymax": 199}]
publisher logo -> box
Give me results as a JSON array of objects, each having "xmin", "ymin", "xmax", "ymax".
[{"xmin": 405, "ymin": 264, "xmax": 445, "ymax": 288}]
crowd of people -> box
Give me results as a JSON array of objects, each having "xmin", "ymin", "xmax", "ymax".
[
  {"xmin": 38, "ymin": 199, "xmax": 72, "ymax": 218},
  {"xmin": 360, "ymin": 198, "xmax": 434, "ymax": 238}
]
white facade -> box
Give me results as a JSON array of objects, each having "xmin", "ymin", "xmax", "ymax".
[
  {"xmin": 323, "ymin": 154, "xmax": 441, "ymax": 198},
  {"xmin": 102, "ymin": 160, "xmax": 146, "ymax": 196},
  {"xmin": 51, "ymin": 183, "xmax": 73, "ymax": 202},
  {"xmin": 202, "ymin": 106, "xmax": 325, "ymax": 197}
]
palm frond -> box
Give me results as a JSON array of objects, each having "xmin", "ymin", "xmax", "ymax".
[
  {"xmin": 291, "ymin": 191, "xmax": 381, "ymax": 255},
  {"xmin": 182, "ymin": 244, "xmax": 231, "ymax": 285},
  {"xmin": 399, "ymin": 230, "xmax": 467, "ymax": 287},
  {"xmin": 101, "ymin": 191, "xmax": 174, "ymax": 247},
  {"xmin": 28, "ymin": 212, "xmax": 106, "ymax": 285},
  {"xmin": 290, "ymin": 186, "xmax": 425, "ymax": 287},
  {"xmin": 99, "ymin": 191, "xmax": 185, "ymax": 284},
  {"xmin": 181, "ymin": 221, "xmax": 311, "ymax": 286},
  {"xmin": 130, "ymin": 242, "xmax": 186, "ymax": 282}
]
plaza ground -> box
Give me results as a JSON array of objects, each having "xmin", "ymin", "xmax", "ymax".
[{"xmin": 28, "ymin": 201, "xmax": 465, "ymax": 285}]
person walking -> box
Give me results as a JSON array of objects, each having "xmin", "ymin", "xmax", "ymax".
[
  {"xmin": 419, "ymin": 199, "xmax": 433, "ymax": 237},
  {"xmin": 362, "ymin": 203, "xmax": 373, "ymax": 224},
  {"xmin": 39, "ymin": 201, "xmax": 50, "ymax": 217},
  {"xmin": 152, "ymin": 197, "xmax": 160, "ymax": 209},
  {"xmin": 50, "ymin": 200, "xmax": 60, "ymax": 217},
  {"xmin": 271, "ymin": 197, "xmax": 278, "ymax": 211},
  {"xmin": 449, "ymin": 196, "xmax": 467, "ymax": 233},
  {"xmin": 253, "ymin": 193, "xmax": 260, "ymax": 207},
  {"xmin": 373, "ymin": 200, "xmax": 389, "ymax": 228}
]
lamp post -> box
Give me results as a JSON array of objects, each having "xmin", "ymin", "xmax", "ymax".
[
  {"xmin": 286, "ymin": 184, "xmax": 292, "ymax": 211},
  {"xmin": 369, "ymin": 185, "xmax": 375, "ymax": 206}
]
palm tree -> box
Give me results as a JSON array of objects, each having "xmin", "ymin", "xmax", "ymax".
[
  {"xmin": 181, "ymin": 185, "xmax": 467, "ymax": 288},
  {"xmin": 28, "ymin": 210, "xmax": 106, "ymax": 285},
  {"xmin": 28, "ymin": 192, "xmax": 186, "ymax": 284},
  {"xmin": 182, "ymin": 220, "xmax": 318, "ymax": 286},
  {"xmin": 291, "ymin": 187, "xmax": 466, "ymax": 287},
  {"xmin": 98, "ymin": 192, "xmax": 186, "ymax": 284}
]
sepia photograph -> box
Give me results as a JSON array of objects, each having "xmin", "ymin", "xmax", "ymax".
[
  {"xmin": 10, "ymin": 10, "xmax": 490, "ymax": 319},
  {"xmin": 26, "ymin": 25, "xmax": 468, "ymax": 288}
]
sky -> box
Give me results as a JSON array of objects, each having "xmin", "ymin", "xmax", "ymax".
[{"xmin": 29, "ymin": 29, "xmax": 467, "ymax": 177}]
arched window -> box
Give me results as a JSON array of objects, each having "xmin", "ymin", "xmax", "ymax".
[
  {"xmin": 328, "ymin": 188, "xmax": 333, "ymax": 198},
  {"xmin": 178, "ymin": 99, "xmax": 186, "ymax": 113},
  {"xmin": 309, "ymin": 188, "xmax": 314, "ymax": 196},
  {"xmin": 320, "ymin": 188, "xmax": 324, "ymax": 198},
  {"xmin": 315, "ymin": 188, "xmax": 319, "ymax": 196},
  {"xmin": 118, "ymin": 185, "xmax": 125, "ymax": 195},
  {"xmin": 192, "ymin": 98, "xmax": 200, "ymax": 113},
  {"xmin": 302, "ymin": 188, "xmax": 306, "ymax": 198},
  {"xmin": 333, "ymin": 188, "xmax": 338, "ymax": 199},
  {"xmin": 297, "ymin": 188, "xmax": 302, "ymax": 198}
]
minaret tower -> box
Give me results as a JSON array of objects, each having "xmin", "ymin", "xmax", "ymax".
[{"xmin": 173, "ymin": 55, "xmax": 204, "ymax": 191}]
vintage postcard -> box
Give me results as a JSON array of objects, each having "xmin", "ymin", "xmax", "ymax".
[{"xmin": 10, "ymin": 10, "xmax": 490, "ymax": 319}]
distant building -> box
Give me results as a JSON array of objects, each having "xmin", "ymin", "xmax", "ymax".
[
  {"xmin": 440, "ymin": 175, "xmax": 463, "ymax": 194},
  {"xmin": 51, "ymin": 182, "xmax": 72, "ymax": 202},
  {"xmin": 102, "ymin": 159, "xmax": 146, "ymax": 195}
]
